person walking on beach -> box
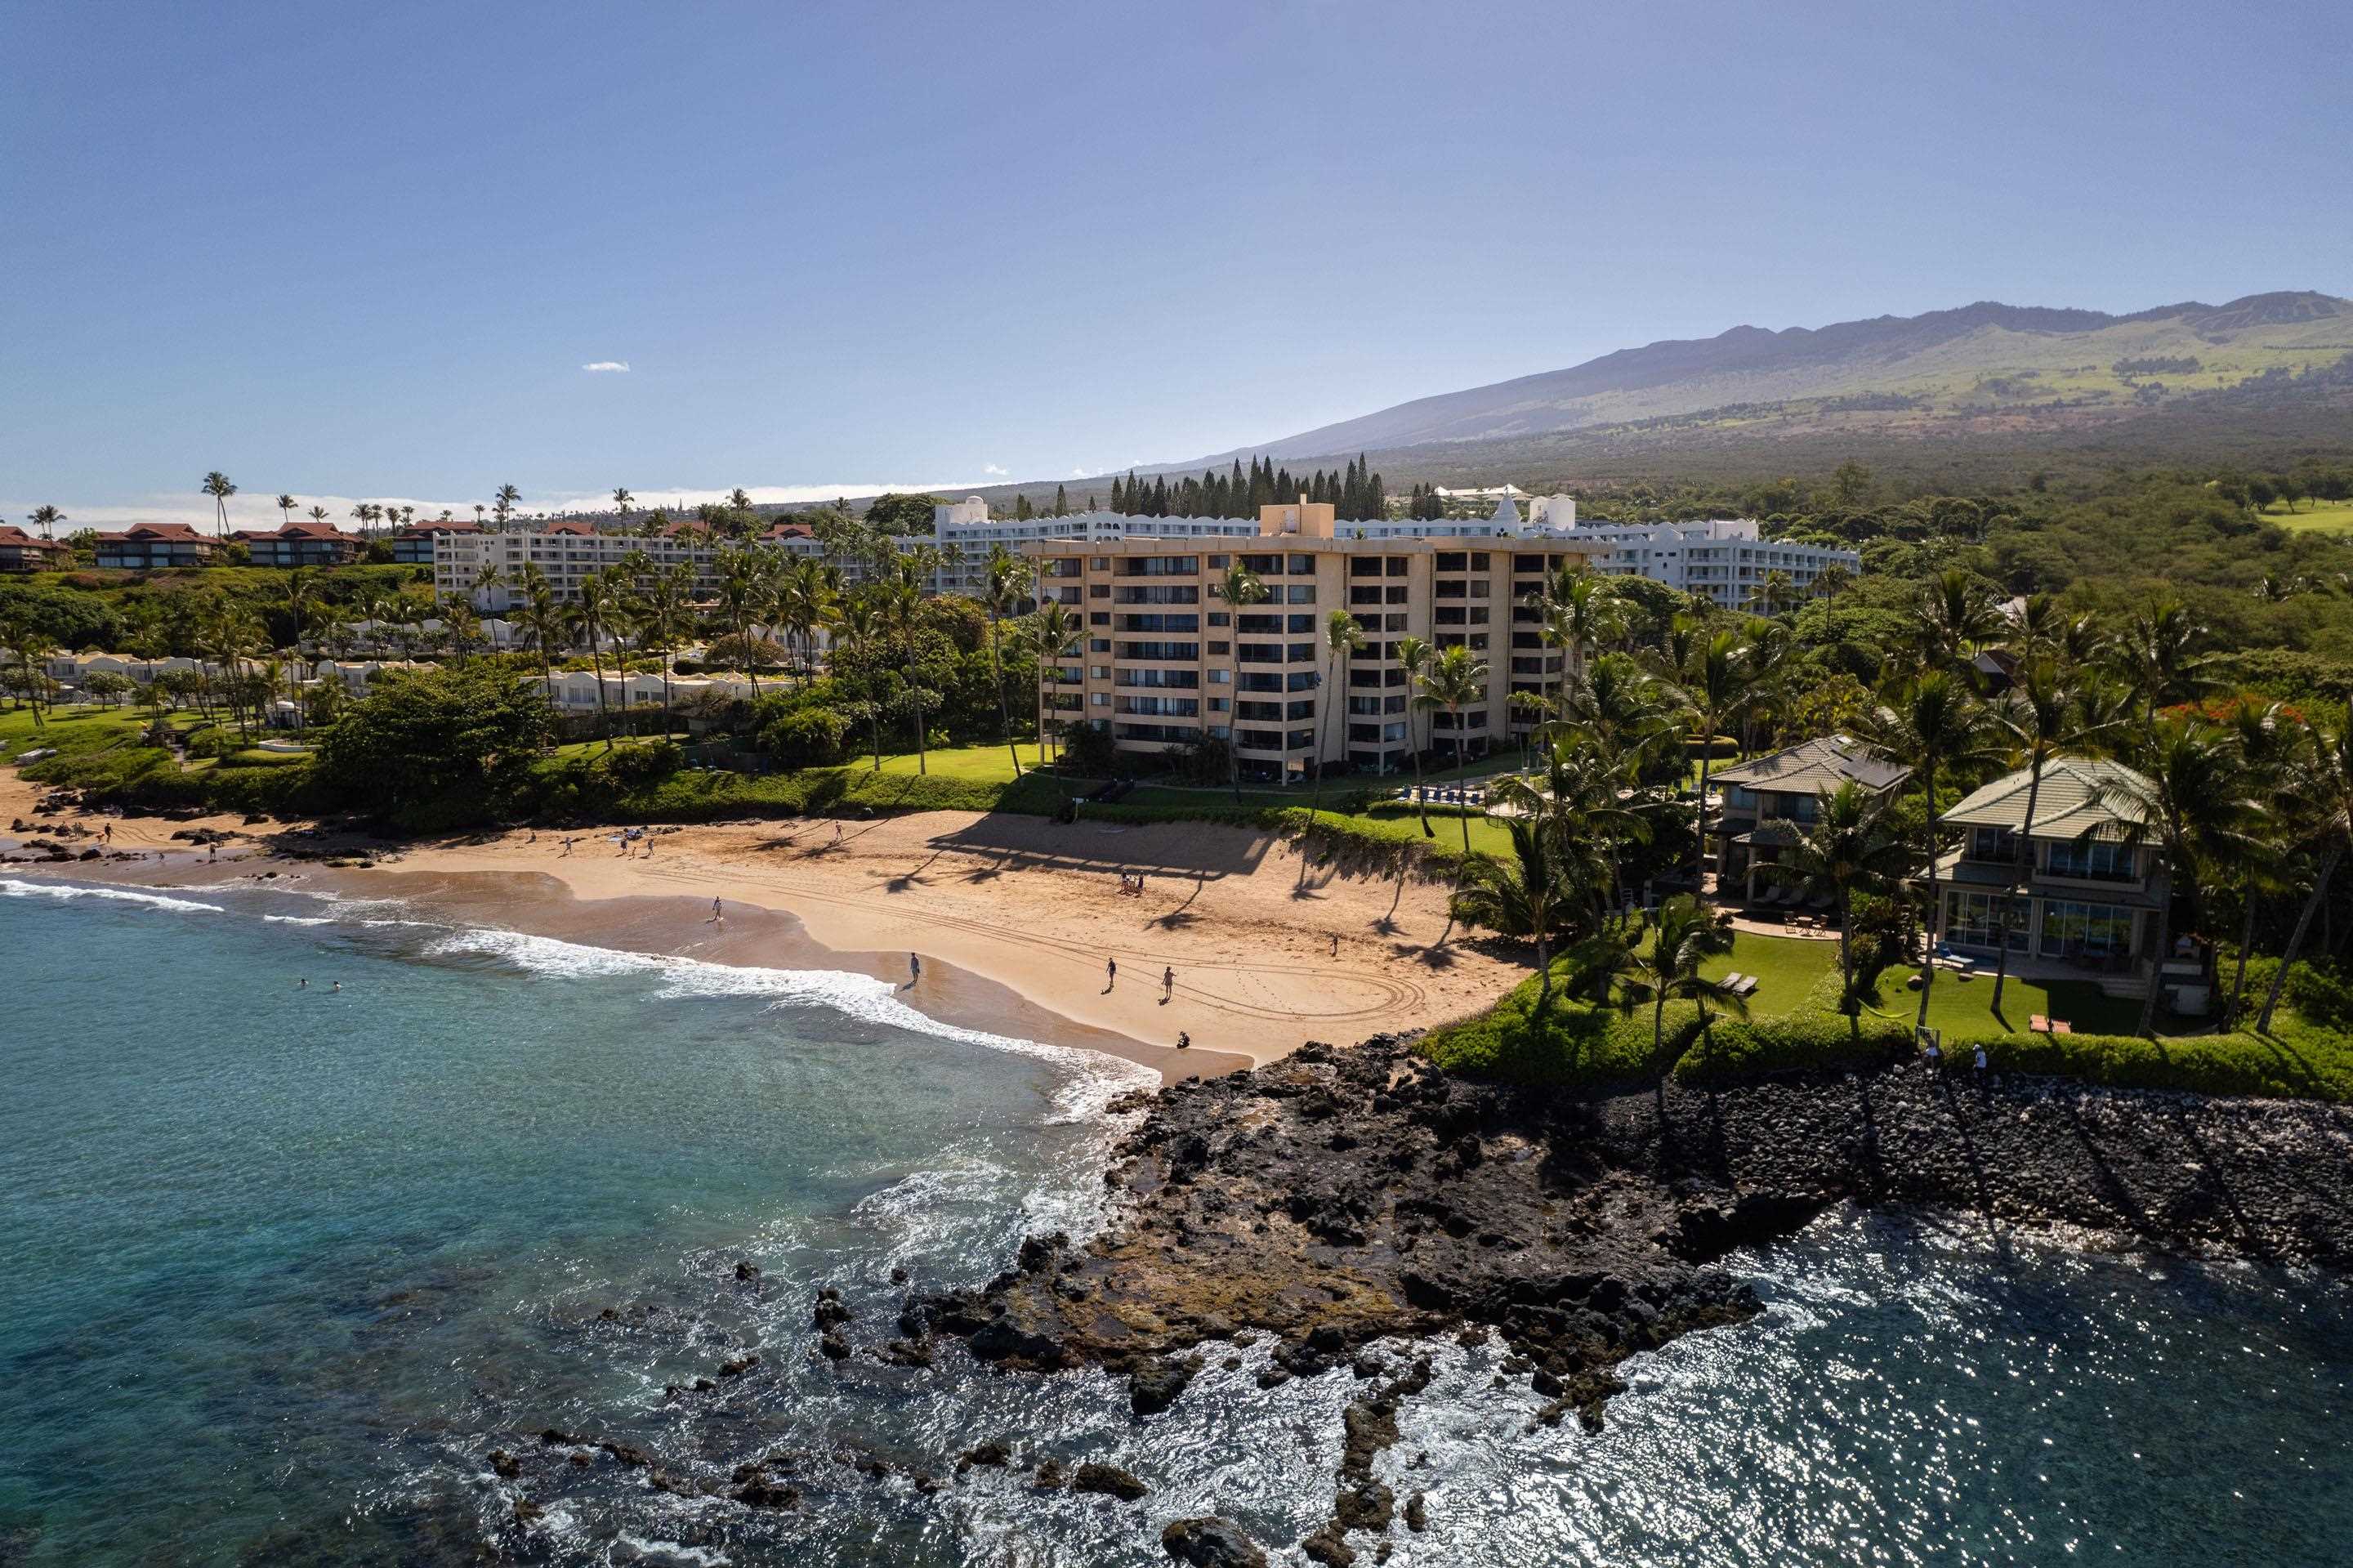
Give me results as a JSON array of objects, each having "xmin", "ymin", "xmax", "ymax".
[
  {"xmin": 1105, "ymin": 957, "xmax": 1117, "ymax": 991},
  {"xmin": 909, "ymin": 952, "xmax": 921, "ymax": 986},
  {"xmin": 1162, "ymin": 965, "xmax": 1175, "ymax": 1002},
  {"xmin": 561, "ymin": 836, "xmax": 574, "ymax": 857},
  {"xmin": 710, "ymin": 897, "xmax": 722, "ymax": 922}
]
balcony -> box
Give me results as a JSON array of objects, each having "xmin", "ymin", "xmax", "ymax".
[
  {"xmin": 1114, "ymin": 585, "xmax": 1200, "ymax": 605},
  {"xmin": 1115, "ymin": 641, "xmax": 1200, "ymax": 661}
]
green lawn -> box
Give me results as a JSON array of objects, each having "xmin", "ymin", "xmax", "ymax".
[
  {"xmin": 873, "ymin": 742, "xmax": 1047, "ymax": 780},
  {"xmin": 2262, "ymin": 499, "xmax": 2353, "ymax": 534}
]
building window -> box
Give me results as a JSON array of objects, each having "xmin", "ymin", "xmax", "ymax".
[
  {"xmin": 2038, "ymin": 900, "xmax": 2136, "ymax": 962},
  {"xmin": 2045, "ymin": 840, "xmax": 2136, "ymax": 881}
]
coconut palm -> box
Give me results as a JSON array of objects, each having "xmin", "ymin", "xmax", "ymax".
[
  {"xmin": 2214, "ymin": 702, "xmax": 2298, "ymax": 1026},
  {"xmin": 1677, "ymin": 630, "xmax": 1755, "ymax": 886},
  {"xmin": 1392, "ymin": 634, "xmax": 1436, "ymax": 836},
  {"xmin": 2110, "ymin": 596, "xmax": 2228, "ymax": 724},
  {"xmin": 612, "ymin": 486, "xmax": 635, "ymax": 521},
  {"xmin": 834, "ymin": 596, "xmax": 887, "ymax": 771},
  {"xmin": 28, "ymin": 504, "xmax": 64, "ymax": 541},
  {"xmin": 202, "ymin": 471, "xmax": 238, "ymax": 538},
  {"xmin": 493, "ymin": 485, "xmax": 521, "ymax": 531},
  {"xmin": 306, "ymin": 506, "xmax": 330, "ymax": 527},
  {"xmin": 1985, "ymin": 659, "xmax": 2118, "ymax": 1014},
  {"xmin": 1528, "ymin": 563, "xmax": 1619, "ymax": 734},
  {"xmin": 1916, "ymin": 567, "xmax": 2003, "ymax": 672},
  {"xmin": 2093, "ymin": 717, "xmax": 2267, "ymax": 1037},
  {"xmin": 1299, "ymin": 609, "xmax": 1366, "ymax": 877},
  {"xmin": 1744, "ymin": 568, "xmax": 1797, "ymax": 618},
  {"xmin": 1452, "ymin": 815, "xmax": 1578, "ymax": 1006},
  {"xmin": 1219, "ymin": 561, "xmax": 1270, "ymax": 799},
  {"xmin": 0, "ymin": 611, "xmax": 48, "ymax": 730},
  {"xmin": 1414, "ymin": 642, "xmax": 1489, "ymax": 940},
  {"xmin": 882, "ymin": 553, "xmax": 939, "ymax": 772},
  {"xmin": 276, "ymin": 493, "xmax": 297, "ymax": 530},
  {"xmin": 573, "ymin": 567, "xmax": 623, "ymax": 750},
  {"xmin": 2257, "ymin": 716, "xmax": 2353, "ymax": 1033},
  {"xmin": 1757, "ymin": 781, "xmax": 1914, "ymax": 1033},
  {"xmin": 1857, "ymin": 668, "xmax": 2001, "ymax": 1026},
  {"xmin": 1571, "ymin": 892, "xmax": 1749, "ymax": 1093},
  {"xmin": 713, "ymin": 549, "xmax": 773, "ymax": 700},
  {"xmin": 511, "ymin": 565, "xmax": 569, "ymax": 708},
  {"xmin": 1488, "ymin": 735, "xmax": 1652, "ymax": 931},
  {"xmin": 983, "ymin": 544, "xmax": 1035, "ymax": 779}
]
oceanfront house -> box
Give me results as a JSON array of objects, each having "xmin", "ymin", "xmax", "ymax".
[
  {"xmin": 0, "ymin": 525, "xmax": 71, "ymax": 572},
  {"xmin": 391, "ymin": 520, "xmax": 481, "ymax": 565},
  {"xmin": 231, "ymin": 521, "xmax": 363, "ymax": 568},
  {"xmin": 1708, "ymin": 735, "xmax": 1912, "ymax": 904},
  {"xmin": 1022, "ymin": 499, "xmax": 1615, "ymax": 782},
  {"xmin": 1931, "ymin": 757, "xmax": 2199, "ymax": 1005},
  {"xmin": 92, "ymin": 524, "xmax": 217, "ymax": 570}
]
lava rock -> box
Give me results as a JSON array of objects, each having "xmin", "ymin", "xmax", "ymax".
[
  {"xmin": 1160, "ymin": 1516, "xmax": 1270, "ymax": 1567},
  {"xmin": 1073, "ymin": 1462, "xmax": 1150, "ymax": 1501}
]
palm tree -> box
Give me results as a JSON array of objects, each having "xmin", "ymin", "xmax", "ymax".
[
  {"xmin": 983, "ymin": 544, "xmax": 1035, "ymax": 779},
  {"xmin": 473, "ymin": 503, "xmax": 487, "ymax": 529},
  {"xmin": 1678, "ymin": 630, "xmax": 1754, "ymax": 886},
  {"xmin": 1300, "ymin": 609, "xmax": 1366, "ymax": 877},
  {"xmin": 493, "ymin": 484, "xmax": 521, "ymax": 532},
  {"xmin": 1021, "ymin": 599, "xmax": 1078, "ymax": 787},
  {"xmin": 1529, "ymin": 563, "xmax": 1618, "ymax": 735},
  {"xmin": 2093, "ymin": 718, "xmax": 2267, "ymax": 1037},
  {"xmin": 2215, "ymin": 702, "xmax": 2297, "ymax": 1027},
  {"xmin": 1415, "ymin": 642, "xmax": 1489, "ymax": 939},
  {"xmin": 1985, "ymin": 659, "xmax": 2116, "ymax": 1014},
  {"xmin": 1758, "ymin": 782, "xmax": 1913, "ymax": 1033},
  {"xmin": 1393, "ymin": 634, "xmax": 1435, "ymax": 836},
  {"xmin": 1744, "ymin": 567, "xmax": 1797, "ymax": 618},
  {"xmin": 612, "ymin": 486, "xmax": 635, "ymax": 521},
  {"xmin": 1572, "ymin": 893, "xmax": 1749, "ymax": 1092},
  {"xmin": 203, "ymin": 471, "xmax": 238, "ymax": 538},
  {"xmin": 1452, "ymin": 816, "xmax": 1576, "ymax": 1006},
  {"xmin": 1219, "ymin": 561, "xmax": 1269, "ymax": 799},
  {"xmin": 574, "ymin": 567, "xmax": 622, "ymax": 751},
  {"xmin": 713, "ymin": 549, "xmax": 772, "ymax": 700},
  {"xmin": 306, "ymin": 506, "xmax": 330, "ymax": 527},
  {"xmin": 835, "ymin": 596, "xmax": 887, "ymax": 771},
  {"xmin": 1917, "ymin": 567, "xmax": 2002, "ymax": 672},
  {"xmin": 512, "ymin": 564, "xmax": 569, "ymax": 709},
  {"xmin": 0, "ymin": 611, "xmax": 48, "ymax": 730},
  {"xmin": 276, "ymin": 494, "xmax": 297, "ymax": 531},
  {"xmin": 882, "ymin": 553, "xmax": 938, "ymax": 772},
  {"xmin": 27, "ymin": 504, "xmax": 64, "ymax": 541},
  {"xmin": 1859, "ymin": 668, "xmax": 2000, "ymax": 1027},
  {"xmin": 2110, "ymin": 597, "xmax": 2228, "ymax": 725},
  {"xmin": 2257, "ymin": 716, "xmax": 2353, "ymax": 1032}
]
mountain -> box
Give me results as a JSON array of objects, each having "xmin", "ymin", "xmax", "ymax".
[{"xmin": 1211, "ymin": 291, "xmax": 2353, "ymax": 463}]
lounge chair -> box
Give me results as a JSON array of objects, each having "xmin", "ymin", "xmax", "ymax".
[
  {"xmin": 2051, "ymin": 1020, "xmax": 2073, "ymax": 1035},
  {"xmin": 1733, "ymin": 975, "xmax": 1760, "ymax": 998},
  {"xmin": 2030, "ymin": 1013, "xmax": 2051, "ymax": 1034}
]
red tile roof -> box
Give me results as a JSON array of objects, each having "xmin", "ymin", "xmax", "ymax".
[
  {"xmin": 234, "ymin": 521, "xmax": 357, "ymax": 543},
  {"xmin": 96, "ymin": 523, "xmax": 210, "ymax": 543},
  {"xmin": 0, "ymin": 525, "xmax": 68, "ymax": 550},
  {"xmin": 544, "ymin": 520, "xmax": 599, "ymax": 536},
  {"xmin": 764, "ymin": 522, "xmax": 813, "ymax": 541}
]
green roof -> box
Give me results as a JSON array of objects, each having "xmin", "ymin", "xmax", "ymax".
[
  {"xmin": 1940, "ymin": 757, "xmax": 2150, "ymax": 842},
  {"xmin": 1711, "ymin": 734, "xmax": 1910, "ymax": 797}
]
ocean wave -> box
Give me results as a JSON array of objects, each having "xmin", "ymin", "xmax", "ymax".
[
  {"xmin": 0, "ymin": 878, "xmax": 226, "ymax": 914},
  {"xmin": 419, "ymin": 925, "xmax": 1159, "ymax": 1115}
]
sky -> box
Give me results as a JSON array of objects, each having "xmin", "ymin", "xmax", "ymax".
[{"xmin": 3, "ymin": 0, "xmax": 2348, "ymax": 529}]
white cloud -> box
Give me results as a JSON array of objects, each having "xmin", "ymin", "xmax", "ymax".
[
  {"xmin": 982, "ymin": 463, "xmax": 1008, "ymax": 476},
  {"xmin": 581, "ymin": 360, "xmax": 631, "ymax": 373}
]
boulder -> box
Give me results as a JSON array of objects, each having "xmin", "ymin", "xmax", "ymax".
[{"xmin": 1160, "ymin": 1516, "xmax": 1270, "ymax": 1568}]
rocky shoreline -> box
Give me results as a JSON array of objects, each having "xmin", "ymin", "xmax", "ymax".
[{"xmin": 498, "ymin": 1034, "xmax": 2353, "ymax": 1566}]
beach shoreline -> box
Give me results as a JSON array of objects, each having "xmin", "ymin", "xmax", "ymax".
[{"xmin": 2, "ymin": 767, "xmax": 1521, "ymax": 1083}]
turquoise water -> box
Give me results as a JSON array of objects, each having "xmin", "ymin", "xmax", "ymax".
[{"xmin": 3, "ymin": 876, "xmax": 2348, "ymax": 1566}]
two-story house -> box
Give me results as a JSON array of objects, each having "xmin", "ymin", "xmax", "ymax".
[
  {"xmin": 1709, "ymin": 735, "xmax": 1911, "ymax": 904},
  {"xmin": 1932, "ymin": 757, "xmax": 2176, "ymax": 993},
  {"xmin": 0, "ymin": 525, "xmax": 72, "ymax": 572},
  {"xmin": 92, "ymin": 523, "xmax": 217, "ymax": 570},
  {"xmin": 233, "ymin": 520, "xmax": 363, "ymax": 568}
]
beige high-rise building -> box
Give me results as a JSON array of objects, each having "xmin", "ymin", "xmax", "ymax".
[{"xmin": 1025, "ymin": 500, "xmax": 1614, "ymax": 782}]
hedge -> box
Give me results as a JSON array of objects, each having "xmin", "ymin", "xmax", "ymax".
[
  {"xmin": 1418, "ymin": 968, "xmax": 1703, "ymax": 1089},
  {"xmin": 1674, "ymin": 1014, "xmax": 1915, "ymax": 1083}
]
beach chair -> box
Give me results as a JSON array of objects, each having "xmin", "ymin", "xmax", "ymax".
[
  {"xmin": 1723, "ymin": 972, "xmax": 1746, "ymax": 994},
  {"xmin": 1733, "ymin": 975, "xmax": 1760, "ymax": 998},
  {"xmin": 2051, "ymin": 1020, "xmax": 2074, "ymax": 1035},
  {"xmin": 2030, "ymin": 1013, "xmax": 2051, "ymax": 1034}
]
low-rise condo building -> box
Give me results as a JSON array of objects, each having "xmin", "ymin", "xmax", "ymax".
[
  {"xmin": 1708, "ymin": 735, "xmax": 1912, "ymax": 903},
  {"xmin": 0, "ymin": 526, "xmax": 71, "ymax": 572},
  {"xmin": 1024, "ymin": 500, "xmax": 1614, "ymax": 780},
  {"xmin": 232, "ymin": 520, "xmax": 363, "ymax": 568},
  {"xmin": 1556, "ymin": 518, "xmax": 1857, "ymax": 610},
  {"xmin": 392, "ymin": 520, "xmax": 482, "ymax": 564},
  {"xmin": 434, "ymin": 521, "xmax": 726, "ymax": 609},
  {"xmin": 92, "ymin": 524, "xmax": 217, "ymax": 570},
  {"xmin": 1932, "ymin": 757, "xmax": 2186, "ymax": 998}
]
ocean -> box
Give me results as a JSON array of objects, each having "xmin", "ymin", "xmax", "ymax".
[{"xmin": 3, "ymin": 874, "xmax": 2347, "ymax": 1566}]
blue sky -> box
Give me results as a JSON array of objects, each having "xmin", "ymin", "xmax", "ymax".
[{"xmin": 3, "ymin": 0, "xmax": 2346, "ymax": 527}]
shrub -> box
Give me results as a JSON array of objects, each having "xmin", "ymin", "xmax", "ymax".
[
  {"xmin": 1418, "ymin": 968, "xmax": 1703, "ymax": 1090},
  {"xmin": 760, "ymin": 707, "xmax": 851, "ymax": 771},
  {"xmin": 1059, "ymin": 723, "xmax": 1119, "ymax": 776},
  {"xmin": 1674, "ymin": 1015, "xmax": 1914, "ymax": 1083},
  {"xmin": 602, "ymin": 739, "xmax": 684, "ymax": 784}
]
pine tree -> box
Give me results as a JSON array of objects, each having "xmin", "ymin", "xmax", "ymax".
[
  {"xmin": 1016, "ymin": 494, "xmax": 1034, "ymax": 520},
  {"xmin": 1053, "ymin": 483, "xmax": 1068, "ymax": 516}
]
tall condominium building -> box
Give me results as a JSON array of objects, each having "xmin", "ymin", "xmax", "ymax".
[
  {"xmin": 1025, "ymin": 500, "xmax": 1613, "ymax": 781},
  {"xmin": 1553, "ymin": 517, "xmax": 1858, "ymax": 609}
]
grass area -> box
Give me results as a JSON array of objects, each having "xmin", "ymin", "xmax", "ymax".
[
  {"xmin": 873, "ymin": 743, "xmax": 1047, "ymax": 780},
  {"xmin": 2262, "ymin": 499, "xmax": 2353, "ymax": 534},
  {"xmin": 1422, "ymin": 921, "xmax": 2353, "ymax": 1101}
]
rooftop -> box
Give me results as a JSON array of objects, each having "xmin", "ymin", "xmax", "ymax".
[
  {"xmin": 1941, "ymin": 757, "xmax": 2151, "ymax": 841},
  {"xmin": 1711, "ymin": 734, "xmax": 1910, "ymax": 796}
]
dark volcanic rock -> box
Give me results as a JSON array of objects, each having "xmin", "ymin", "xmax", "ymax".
[
  {"xmin": 1072, "ymin": 1462, "xmax": 1150, "ymax": 1500},
  {"xmin": 1162, "ymin": 1516, "xmax": 1270, "ymax": 1567},
  {"xmin": 1129, "ymin": 1354, "xmax": 1199, "ymax": 1416}
]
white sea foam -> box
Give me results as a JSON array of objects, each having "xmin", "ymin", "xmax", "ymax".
[
  {"xmin": 0, "ymin": 878, "xmax": 226, "ymax": 914},
  {"xmin": 418, "ymin": 924, "xmax": 1158, "ymax": 1118}
]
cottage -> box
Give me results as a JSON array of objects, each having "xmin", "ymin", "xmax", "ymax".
[
  {"xmin": 0, "ymin": 525, "xmax": 71, "ymax": 572},
  {"xmin": 232, "ymin": 520, "xmax": 362, "ymax": 568},
  {"xmin": 92, "ymin": 523, "xmax": 217, "ymax": 570}
]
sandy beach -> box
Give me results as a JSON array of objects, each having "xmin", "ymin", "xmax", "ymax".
[{"xmin": 2, "ymin": 768, "xmax": 1522, "ymax": 1082}]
